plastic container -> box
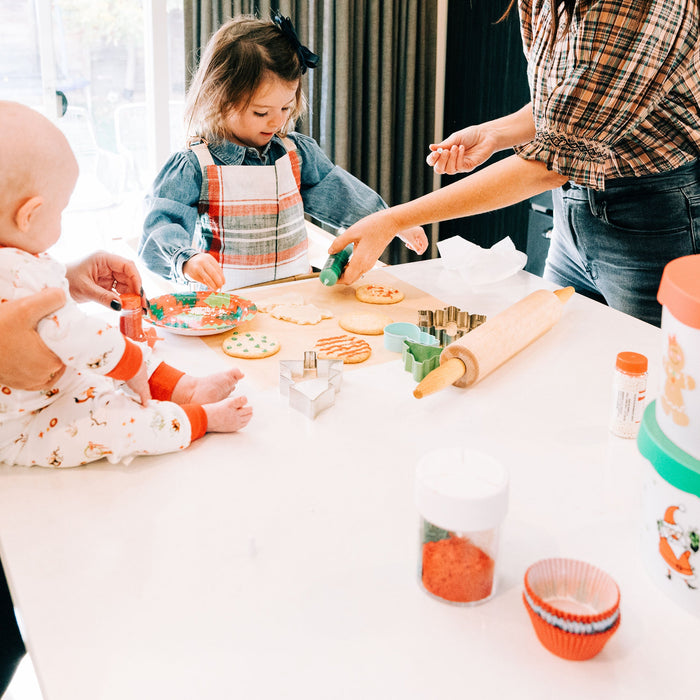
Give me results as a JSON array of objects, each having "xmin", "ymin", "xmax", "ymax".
[
  {"xmin": 656, "ymin": 254, "xmax": 700, "ymax": 460},
  {"xmin": 609, "ymin": 351, "xmax": 648, "ymax": 438},
  {"xmin": 414, "ymin": 448, "xmax": 509, "ymax": 605},
  {"xmin": 638, "ymin": 401, "xmax": 700, "ymax": 617},
  {"xmin": 119, "ymin": 293, "xmax": 145, "ymax": 341}
]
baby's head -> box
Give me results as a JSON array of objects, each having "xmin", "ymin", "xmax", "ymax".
[
  {"xmin": 185, "ymin": 15, "xmax": 310, "ymax": 143},
  {"xmin": 0, "ymin": 101, "xmax": 78, "ymax": 254}
]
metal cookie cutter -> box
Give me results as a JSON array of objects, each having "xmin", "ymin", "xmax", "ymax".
[
  {"xmin": 279, "ymin": 351, "xmax": 343, "ymax": 419},
  {"xmin": 417, "ymin": 306, "xmax": 487, "ymax": 347}
]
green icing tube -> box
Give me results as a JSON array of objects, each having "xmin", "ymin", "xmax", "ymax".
[{"xmin": 319, "ymin": 245, "xmax": 353, "ymax": 286}]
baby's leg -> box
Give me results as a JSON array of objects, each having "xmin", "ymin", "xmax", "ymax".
[
  {"xmin": 1, "ymin": 381, "xmax": 192, "ymax": 468},
  {"xmin": 203, "ymin": 396, "xmax": 253, "ymax": 432},
  {"xmin": 170, "ymin": 368, "xmax": 245, "ymax": 405}
]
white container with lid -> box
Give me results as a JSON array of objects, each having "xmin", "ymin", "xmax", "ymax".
[
  {"xmin": 656, "ymin": 254, "xmax": 700, "ymax": 460},
  {"xmin": 638, "ymin": 401, "xmax": 700, "ymax": 617},
  {"xmin": 415, "ymin": 448, "xmax": 509, "ymax": 606}
]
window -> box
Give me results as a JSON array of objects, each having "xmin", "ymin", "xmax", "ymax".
[{"xmin": 0, "ymin": 0, "xmax": 185, "ymax": 260}]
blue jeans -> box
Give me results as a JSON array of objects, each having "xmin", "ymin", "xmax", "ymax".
[{"xmin": 545, "ymin": 161, "xmax": 700, "ymax": 326}]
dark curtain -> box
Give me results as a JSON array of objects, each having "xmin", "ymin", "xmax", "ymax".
[
  {"xmin": 182, "ymin": 0, "xmax": 438, "ymax": 265},
  {"xmin": 439, "ymin": 2, "xmax": 531, "ymax": 252}
]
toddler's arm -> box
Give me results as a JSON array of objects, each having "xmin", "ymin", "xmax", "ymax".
[{"xmin": 138, "ymin": 151, "xmax": 202, "ymax": 283}]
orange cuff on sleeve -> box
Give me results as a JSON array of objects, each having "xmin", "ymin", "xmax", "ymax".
[
  {"xmin": 106, "ymin": 339, "xmax": 143, "ymax": 381},
  {"xmin": 181, "ymin": 404, "xmax": 207, "ymax": 442},
  {"xmin": 149, "ymin": 362, "xmax": 186, "ymax": 401}
]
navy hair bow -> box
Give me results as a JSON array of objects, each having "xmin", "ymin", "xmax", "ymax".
[{"xmin": 272, "ymin": 11, "xmax": 319, "ymax": 74}]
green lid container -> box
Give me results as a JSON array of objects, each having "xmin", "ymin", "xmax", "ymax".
[{"xmin": 637, "ymin": 401, "xmax": 700, "ymax": 497}]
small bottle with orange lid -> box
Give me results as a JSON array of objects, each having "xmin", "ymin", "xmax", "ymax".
[{"xmin": 610, "ymin": 351, "xmax": 648, "ymax": 438}]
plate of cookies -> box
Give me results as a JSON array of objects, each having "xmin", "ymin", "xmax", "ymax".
[{"xmin": 146, "ymin": 292, "xmax": 257, "ymax": 336}]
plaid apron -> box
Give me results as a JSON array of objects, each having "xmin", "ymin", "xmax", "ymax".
[{"xmin": 190, "ymin": 138, "xmax": 309, "ymax": 290}]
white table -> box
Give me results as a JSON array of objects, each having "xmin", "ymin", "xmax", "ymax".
[{"xmin": 0, "ymin": 259, "xmax": 694, "ymax": 700}]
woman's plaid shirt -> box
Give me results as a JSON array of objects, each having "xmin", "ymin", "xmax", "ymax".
[{"xmin": 514, "ymin": 0, "xmax": 700, "ymax": 189}]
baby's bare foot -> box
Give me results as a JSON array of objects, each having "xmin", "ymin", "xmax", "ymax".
[
  {"xmin": 172, "ymin": 368, "xmax": 244, "ymax": 405},
  {"xmin": 204, "ymin": 396, "xmax": 252, "ymax": 432}
]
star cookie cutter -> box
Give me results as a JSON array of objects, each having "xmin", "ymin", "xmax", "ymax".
[{"xmin": 279, "ymin": 351, "xmax": 343, "ymax": 419}]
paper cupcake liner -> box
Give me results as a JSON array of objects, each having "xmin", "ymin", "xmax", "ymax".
[
  {"xmin": 524, "ymin": 558, "xmax": 620, "ymax": 623},
  {"xmin": 523, "ymin": 594, "xmax": 621, "ymax": 661},
  {"xmin": 523, "ymin": 588, "xmax": 620, "ymax": 634}
]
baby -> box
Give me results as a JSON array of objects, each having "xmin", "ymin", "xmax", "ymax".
[{"xmin": 0, "ymin": 101, "xmax": 252, "ymax": 468}]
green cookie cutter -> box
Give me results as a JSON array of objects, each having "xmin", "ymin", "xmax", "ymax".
[{"xmin": 402, "ymin": 340, "xmax": 443, "ymax": 382}]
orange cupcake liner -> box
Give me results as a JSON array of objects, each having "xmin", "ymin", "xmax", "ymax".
[{"xmin": 523, "ymin": 594, "xmax": 621, "ymax": 660}]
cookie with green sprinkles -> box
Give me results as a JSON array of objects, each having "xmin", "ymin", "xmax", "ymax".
[{"xmin": 222, "ymin": 330, "xmax": 281, "ymax": 359}]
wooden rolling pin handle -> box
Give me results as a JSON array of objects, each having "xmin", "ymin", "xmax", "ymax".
[
  {"xmin": 413, "ymin": 357, "xmax": 466, "ymax": 399},
  {"xmin": 553, "ymin": 286, "xmax": 574, "ymax": 303}
]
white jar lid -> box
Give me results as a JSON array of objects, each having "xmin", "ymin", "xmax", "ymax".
[{"xmin": 415, "ymin": 448, "xmax": 509, "ymax": 532}]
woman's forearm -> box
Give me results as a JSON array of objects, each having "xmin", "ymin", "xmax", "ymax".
[
  {"xmin": 391, "ymin": 154, "xmax": 566, "ymax": 230},
  {"xmin": 484, "ymin": 103, "xmax": 536, "ymax": 152}
]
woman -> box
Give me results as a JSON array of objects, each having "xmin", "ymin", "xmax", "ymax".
[{"xmin": 330, "ymin": 0, "xmax": 700, "ymax": 326}]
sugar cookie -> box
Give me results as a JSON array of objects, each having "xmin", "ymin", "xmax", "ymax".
[
  {"xmin": 222, "ymin": 330, "xmax": 281, "ymax": 359},
  {"xmin": 339, "ymin": 312, "xmax": 393, "ymax": 335},
  {"xmin": 270, "ymin": 303, "xmax": 333, "ymax": 325},
  {"xmin": 313, "ymin": 334, "xmax": 372, "ymax": 364},
  {"xmin": 355, "ymin": 284, "xmax": 404, "ymax": 304}
]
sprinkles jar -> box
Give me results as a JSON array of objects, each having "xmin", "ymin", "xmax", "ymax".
[{"xmin": 415, "ymin": 448, "xmax": 509, "ymax": 606}]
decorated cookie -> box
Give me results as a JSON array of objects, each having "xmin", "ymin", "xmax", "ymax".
[
  {"xmin": 270, "ymin": 303, "xmax": 333, "ymax": 325},
  {"xmin": 355, "ymin": 284, "xmax": 404, "ymax": 305},
  {"xmin": 313, "ymin": 334, "xmax": 372, "ymax": 364},
  {"xmin": 222, "ymin": 331, "xmax": 281, "ymax": 359},
  {"xmin": 339, "ymin": 312, "xmax": 393, "ymax": 335}
]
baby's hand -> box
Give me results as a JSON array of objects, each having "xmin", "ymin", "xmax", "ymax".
[
  {"xmin": 183, "ymin": 253, "xmax": 226, "ymax": 291},
  {"xmin": 126, "ymin": 362, "xmax": 151, "ymax": 405},
  {"xmin": 398, "ymin": 226, "xmax": 428, "ymax": 255}
]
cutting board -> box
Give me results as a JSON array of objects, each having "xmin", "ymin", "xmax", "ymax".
[{"xmin": 198, "ymin": 269, "xmax": 449, "ymax": 389}]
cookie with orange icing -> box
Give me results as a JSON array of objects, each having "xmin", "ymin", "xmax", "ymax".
[
  {"xmin": 313, "ymin": 334, "xmax": 372, "ymax": 364},
  {"xmin": 355, "ymin": 284, "xmax": 404, "ymax": 305}
]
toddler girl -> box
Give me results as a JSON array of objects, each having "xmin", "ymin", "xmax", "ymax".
[
  {"xmin": 138, "ymin": 13, "xmax": 427, "ymax": 291},
  {"xmin": 0, "ymin": 101, "xmax": 252, "ymax": 468}
]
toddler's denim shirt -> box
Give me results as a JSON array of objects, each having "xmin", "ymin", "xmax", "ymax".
[{"xmin": 138, "ymin": 131, "xmax": 387, "ymax": 284}]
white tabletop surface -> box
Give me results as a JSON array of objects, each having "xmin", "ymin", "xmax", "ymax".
[{"xmin": 0, "ymin": 259, "xmax": 695, "ymax": 700}]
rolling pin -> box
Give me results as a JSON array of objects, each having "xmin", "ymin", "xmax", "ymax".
[{"xmin": 414, "ymin": 287, "xmax": 574, "ymax": 398}]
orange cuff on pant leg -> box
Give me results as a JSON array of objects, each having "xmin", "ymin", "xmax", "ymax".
[
  {"xmin": 181, "ymin": 404, "xmax": 207, "ymax": 442},
  {"xmin": 149, "ymin": 362, "xmax": 186, "ymax": 401}
]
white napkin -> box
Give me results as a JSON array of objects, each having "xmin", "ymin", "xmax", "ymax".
[{"xmin": 437, "ymin": 235, "xmax": 527, "ymax": 286}]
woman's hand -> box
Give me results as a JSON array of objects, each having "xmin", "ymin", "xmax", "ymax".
[
  {"xmin": 426, "ymin": 124, "xmax": 498, "ymax": 175},
  {"xmin": 0, "ymin": 288, "xmax": 67, "ymax": 390},
  {"xmin": 183, "ymin": 253, "xmax": 226, "ymax": 291},
  {"xmin": 66, "ymin": 251, "xmax": 143, "ymax": 308},
  {"xmin": 328, "ymin": 210, "xmax": 400, "ymax": 285}
]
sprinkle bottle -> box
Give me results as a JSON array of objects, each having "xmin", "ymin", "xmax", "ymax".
[
  {"xmin": 610, "ymin": 351, "xmax": 648, "ymax": 438},
  {"xmin": 119, "ymin": 293, "xmax": 145, "ymax": 341},
  {"xmin": 319, "ymin": 246, "xmax": 352, "ymax": 286},
  {"xmin": 414, "ymin": 448, "xmax": 509, "ymax": 606}
]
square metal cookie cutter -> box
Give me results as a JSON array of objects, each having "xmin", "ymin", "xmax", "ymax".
[
  {"xmin": 279, "ymin": 351, "xmax": 343, "ymax": 419},
  {"xmin": 417, "ymin": 306, "xmax": 487, "ymax": 347}
]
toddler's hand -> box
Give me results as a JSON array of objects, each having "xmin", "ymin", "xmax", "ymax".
[
  {"xmin": 183, "ymin": 253, "xmax": 226, "ymax": 291},
  {"xmin": 398, "ymin": 226, "xmax": 428, "ymax": 255},
  {"xmin": 126, "ymin": 362, "xmax": 151, "ymax": 405}
]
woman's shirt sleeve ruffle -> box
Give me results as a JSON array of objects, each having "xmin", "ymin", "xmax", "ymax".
[
  {"xmin": 138, "ymin": 151, "xmax": 202, "ymax": 283},
  {"xmin": 515, "ymin": 0, "xmax": 698, "ymax": 189}
]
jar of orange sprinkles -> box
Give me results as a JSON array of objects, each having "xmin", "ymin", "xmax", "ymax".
[{"xmin": 415, "ymin": 448, "xmax": 509, "ymax": 606}]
